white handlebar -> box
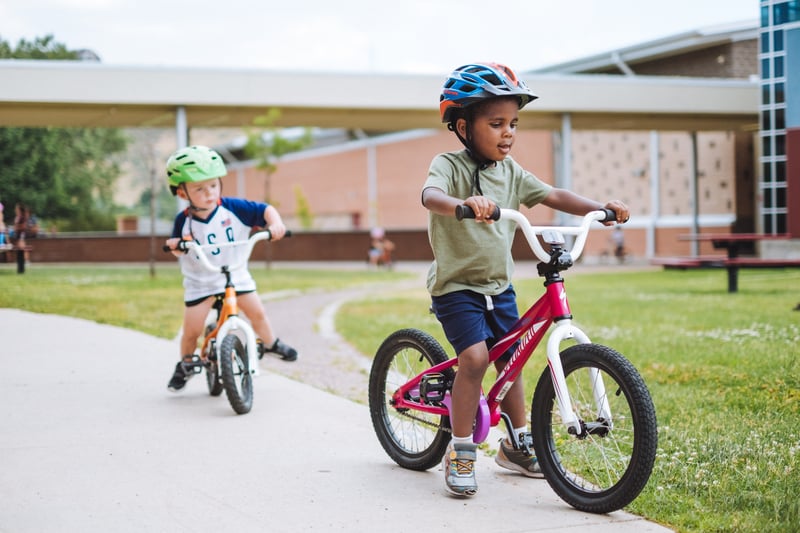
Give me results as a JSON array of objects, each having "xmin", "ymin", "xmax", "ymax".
[
  {"xmin": 500, "ymin": 209, "xmax": 609, "ymax": 263},
  {"xmin": 180, "ymin": 231, "xmax": 273, "ymax": 273}
]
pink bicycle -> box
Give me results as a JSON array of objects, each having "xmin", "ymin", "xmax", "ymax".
[{"xmin": 368, "ymin": 207, "xmax": 657, "ymax": 513}]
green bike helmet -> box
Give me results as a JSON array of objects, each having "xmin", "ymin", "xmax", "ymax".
[{"xmin": 166, "ymin": 145, "xmax": 227, "ymax": 195}]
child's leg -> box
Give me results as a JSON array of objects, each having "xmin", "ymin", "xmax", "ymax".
[
  {"xmin": 237, "ymin": 292, "xmax": 276, "ymax": 345},
  {"xmin": 238, "ymin": 292, "xmax": 297, "ymax": 361},
  {"xmin": 492, "ymin": 357, "xmax": 542, "ymax": 477},
  {"xmin": 450, "ymin": 342, "xmax": 490, "ymax": 438},
  {"xmin": 180, "ymin": 297, "xmax": 214, "ymax": 356},
  {"xmin": 494, "ymin": 359, "xmax": 528, "ymax": 431},
  {"xmin": 169, "ymin": 296, "xmax": 214, "ymax": 392}
]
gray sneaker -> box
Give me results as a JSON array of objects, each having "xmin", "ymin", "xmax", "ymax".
[
  {"xmin": 495, "ymin": 437, "xmax": 543, "ymax": 478},
  {"xmin": 443, "ymin": 443, "xmax": 478, "ymax": 496}
]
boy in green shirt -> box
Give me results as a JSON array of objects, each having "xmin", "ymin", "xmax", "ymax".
[{"xmin": 422, "ymin": 63, "xmax": 629, "ymax": 496}]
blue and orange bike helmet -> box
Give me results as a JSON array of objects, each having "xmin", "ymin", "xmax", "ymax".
[
  {"xmin": 439, "ymin": 62, "xmax": 538, "ymax": 125},
  {"xmin": 439, "ymin": 63, "xmax": 539, "ymax": 188}
]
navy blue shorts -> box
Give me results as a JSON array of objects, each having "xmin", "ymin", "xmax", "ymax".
[{"xmin": 430, "ymin": 286, "xmax": 519, "ymax": 360}]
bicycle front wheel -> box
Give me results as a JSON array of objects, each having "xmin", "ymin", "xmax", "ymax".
[
  {"xmin": 219, "ymin": 334, "xmax": 253, "ymax": 415},
  {"xmin": 368, "ymin": 328, "xmax": 453, "ymax": 471},
  {"xmin": 531, "ymin": 343, "xmax": 657, "ymax": 513}
]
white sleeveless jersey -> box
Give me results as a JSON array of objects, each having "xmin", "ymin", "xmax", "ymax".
[{"xmin": 171, "ymin": 197, "xmax": 268, "ymax": 302}]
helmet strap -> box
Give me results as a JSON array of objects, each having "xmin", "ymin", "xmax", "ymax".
[{"xmin": 451, "ymin": 118, "xmax": 491, "ymax": 196}]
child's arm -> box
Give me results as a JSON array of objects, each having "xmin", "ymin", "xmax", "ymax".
[
  {"xmin": 542, "ymin": 188, "xmax": 629, "ymax": 225},
  {"xmin": 422, "ymin": 187, "xmax": 497, "ymax": 223},
  {"xmin": 263, "ymin": 205, "xmax": 288, "ymax": 240}
]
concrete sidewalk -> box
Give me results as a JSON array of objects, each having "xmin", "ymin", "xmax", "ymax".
[{"xmin": 0, "ymin": 272, "xmax": 672, "ymax": 532}]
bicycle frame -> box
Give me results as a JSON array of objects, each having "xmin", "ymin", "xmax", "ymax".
[
  {"xmin": 199, "ymin": 285, "xmax": 260, "ymax": 377},
  {"xmin": 391, "ymin": 210, "xmax": 614, "ymax": 442}
]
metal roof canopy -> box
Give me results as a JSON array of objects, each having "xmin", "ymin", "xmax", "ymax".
[{"xmin": 0, "ymin": 60, "xmax": 758, "ymax": 132}]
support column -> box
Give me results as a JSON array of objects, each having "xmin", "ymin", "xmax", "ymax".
[
  {"xmin": 647, "ymin": 131, "xmax": 660, "ymax": 258},
  {"xmin": 175, "ymin": 106, "xmax": 188, "ymax": 148},
  {"xmin": 559, "ymin": 113, "xmax": 572, "ymax": 225},
  {"xmin": 690, "ymin": 132, "xmax": 699, "ymax": 256},
  {"xmin": 175, "ymin": 106, "xmax": 189, "ymax": 212}
]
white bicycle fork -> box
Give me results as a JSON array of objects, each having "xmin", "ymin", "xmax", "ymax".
[
  {"xmin": 216, "ymin": 315, "xmax": 260, "ymax": 377},
  {"xmin": 545, "ymin": 319, "xmax": 612, "ymax": 436}
]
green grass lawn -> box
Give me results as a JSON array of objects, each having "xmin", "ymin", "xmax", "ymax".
[
  {"xmin": 336, "ymin": 267, "xmax": 800, "ymax": 533},
  {"xmin": 2, "ymin": 263, "xmax": 798, "ymax": 532},
  {"xmin": 0, "ymin": 262, "xmax": 410, "ymax": 339}
]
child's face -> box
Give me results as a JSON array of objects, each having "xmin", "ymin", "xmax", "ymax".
[
  {"xmin": 179, "ymin": 178, "xmax": 221, "ymax": 211},
  {"xmin": 458, "ymin": 97, "xmax": 519, "ymax": 162}
]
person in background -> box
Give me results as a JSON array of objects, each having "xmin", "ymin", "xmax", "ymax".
[
  {"xmin": 367, "ymin": 226, "xmax": 395, "ymax": 268},
  {"xmin": 0, "ymin": 203, "xmax": 7, "ymax": 247},
  {"xmin": 611, "ymin": 225, "xmax": 626, "ymax": 263}
]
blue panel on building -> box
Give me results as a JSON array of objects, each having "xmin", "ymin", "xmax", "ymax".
[{"xmin": 787, "ymin": 27, "xmax": 800, "ymax": 128}]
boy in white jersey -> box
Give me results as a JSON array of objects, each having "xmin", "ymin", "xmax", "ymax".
[
  {"xmin": 423, "ymin": 63, "xmax": 629, "ymax": 496},
  {"xmin": 164, "ymin": 145, "xmax": 297, "ymax": 393}
]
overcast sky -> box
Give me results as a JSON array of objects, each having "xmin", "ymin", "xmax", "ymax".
[{"xmin": 1, "ymin": 0, "xmax": 758, "ymax": 74}]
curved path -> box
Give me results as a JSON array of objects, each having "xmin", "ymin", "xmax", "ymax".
[{"xmin": 0, "ymin": 262, "xmax": 672, "ymax": 532}]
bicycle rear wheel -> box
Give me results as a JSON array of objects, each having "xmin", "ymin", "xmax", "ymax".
[
  {"xmin": 219, "ymin": 334, "xmax": 253, "ymax": 414},
  {"xmin": 368, "ymin": 328, "xmax": 453, "ymax": 471},
  {"xmin": 531, "ymin": 343, "xmax": 657, "ymax": 513},
  {"xmin": 205, "ymin": 356, "xmax": 223, "ymax": 397},
  {"xmin": 203, "ymin": 325, "xmax": 223, "ymax": 397}
]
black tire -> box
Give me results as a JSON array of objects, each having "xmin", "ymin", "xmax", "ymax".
[
  {"xmin": 205, "ymin": 360, "xmax": 223, "ymax": 396},
  {"xmin": 219, "ymin": 334, "xmax": 253, "ymax": 415},
  {"xmin": 368, "ymin": 328, "xmax": 453, "ymax": 471},
  {"xmin": 531, "ymin": 343, "xmax": 657, "ymax": 513},
  {"xmin": 203, "ymin": 325, "xmax": 223, "ymax": 397}
]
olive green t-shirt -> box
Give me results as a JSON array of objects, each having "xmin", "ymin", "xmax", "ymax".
[{"xmin": 423, "ymin": 150, "xmax": 552, "ymax": 296}]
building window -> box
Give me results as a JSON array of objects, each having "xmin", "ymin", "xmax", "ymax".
[
  {"xmin": 761, "ymin": 31, "xmax": 771, "ymax": 52},
  {"xmin": 790, "ymin": 0, "xmax": 800, "ymax": 22},
  {"xmin": 775, "ymin": 107, "xmax": 785, "ymax": 129},
  {"xmin": 774, "ymin": 55, "xmax": 784, "ymax": 77},
  {"xmin": 774, "ymin": 29, "xmax": 784, "ymax": 51}
]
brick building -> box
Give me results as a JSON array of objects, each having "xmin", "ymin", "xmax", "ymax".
[{"xmin": 213, "ymin": 20, "xmax": 772, "ymax": 260}]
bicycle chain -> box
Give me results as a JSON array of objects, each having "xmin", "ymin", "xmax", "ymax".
[{"xmin": 396, "ymin": 409, "xmax": 451, "ymax": 433}]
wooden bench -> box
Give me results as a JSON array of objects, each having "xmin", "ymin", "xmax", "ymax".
[
  {"xmin": 0, "ymin": 245, "xmax": 31, "ymax": 274},
  {"xmin": 649, "ymin": 256, "xmax": 725, "ymax": 269},
  {"xmin": 651, "ymin": 255, "xmax": 800, "ymax": 292}
]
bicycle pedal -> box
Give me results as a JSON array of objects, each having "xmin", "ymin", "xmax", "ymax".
[
  {"xmin": 182, "ymin": 358, "xmax": 204, "ymax": 374},
  {"xmin": 419, "ymin": 373, "xmax": 449, "ymax": 404}
]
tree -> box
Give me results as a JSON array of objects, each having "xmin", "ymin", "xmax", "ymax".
[
  {"xmin": 0, "ymin": 35, "xmax": 128, "ymax": 231},
  {"xmin": 293, "ymin": 185, "xmax": 314, "ymax": 229},
  {"xmin": 243, "ymin": 109, "xmax": 313, "ymax": 204}
]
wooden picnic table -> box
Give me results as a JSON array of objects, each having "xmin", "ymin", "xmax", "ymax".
[
  {"xmin": 1, "ymin": 246, "xmax": 26, "ymax": 274},
  {"xmin": 678, "ymin": 233, "xmax": 793, "ymax": 292}
]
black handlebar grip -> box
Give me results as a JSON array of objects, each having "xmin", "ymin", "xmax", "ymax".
[
  {"xmin": 601, "ymin": 208, "xmax": 617, "ymax": 223},
  {"xmin": 454, "ymin": 205, "xmax": 473, "ymax": 220},
  {"xmin": 163, "ymin": 241, "xmax": 190, "ymax": 253},
  {"xmin": 455, "ymin": 205, "xmax": 501, "ymax": 221}
]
